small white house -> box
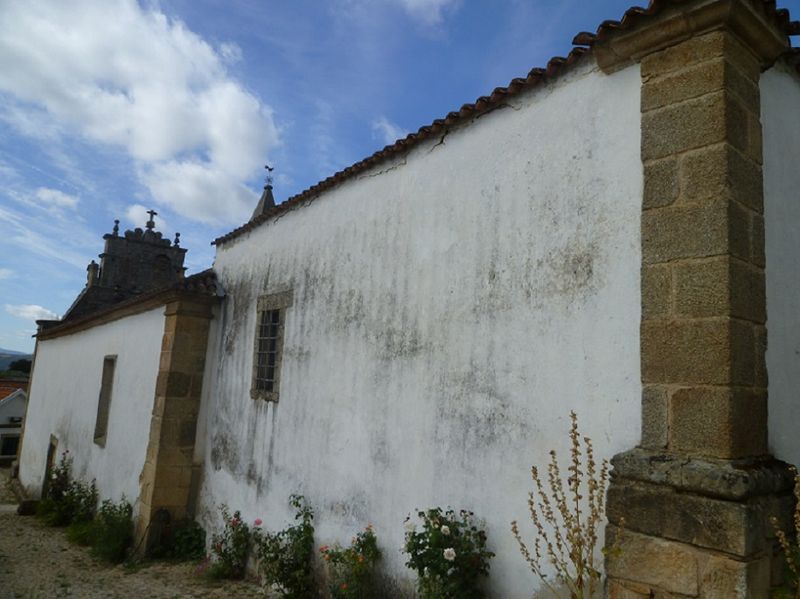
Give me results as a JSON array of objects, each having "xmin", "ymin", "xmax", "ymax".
[{"xmin": 0, "ymin": 388, "xmax": 26, "ymax": 464}]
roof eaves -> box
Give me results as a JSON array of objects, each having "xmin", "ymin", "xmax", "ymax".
[
  {"xmin": 212, "ymin": 47, "xmax": 590, "ymax": 247},
  {"xmin": 37, "ymin": 269, "xmax": 221, "ymax": 340},
  {"xmin": 213, "ymin": 0, "xmax": 796, "ymax": 248}
]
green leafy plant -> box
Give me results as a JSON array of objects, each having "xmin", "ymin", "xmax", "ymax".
[
  {"xmin": 771, "ymin": 466, "xmax": 800, "ymax": 599},
  {"xmin": 256, "ymin": 494, "xmax": 315, "ymax": 598},
  {"xmin": 511, "ymin": 411, "xmax": 622, "ymax": 599},
  {"xmin": 91, "ymin": 498, "xmax": 133, "ymax": 563},
  {"xmin": 149, "ymin": 518, "xmax": 208, "ymax": 561},
  {"xmin": 172, "ymin": 519, "xmax": 207, "ymax": 561},
  {"xmin": 208, "ymin": 505, "xmax": 256, "ymax": 579},
  {"xmin": 65, "ymin": 520, "xmax": 95, "ymax": 546},
  {"xmin": 403, "ymin": 507, "xmax": 494, "ymax": 599},
  {"xmin": 320, "ymin": 524, "xmax": 381, "ymax": 598},
  {"xmin": 37, "ymin": 451, "xmax": 98, "ymax": 528}
]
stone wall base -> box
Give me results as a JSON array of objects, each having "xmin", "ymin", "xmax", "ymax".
[{"xmin": 605, "ymin": 449, "xmax": 794, "ymax": 598}]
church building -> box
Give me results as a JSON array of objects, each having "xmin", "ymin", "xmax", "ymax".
[{"xmin": 17, "ymin": 1, "xmax": 800, "ymax": 596}]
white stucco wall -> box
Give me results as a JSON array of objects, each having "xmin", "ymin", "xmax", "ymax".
[
  {"xmin": 0, "ymin": 390, "xmax": 26, "ymax": 424},
  {"xmin": 762, "ymin": 62, "xmax": 800, "ymax": 469},
  {"xmin": 19, "ymin": 307, "xmax": 165, "ymax": 509},
  {"xmin": 200, "ymin": 59, "xmax": 642, "ymax": 598}
]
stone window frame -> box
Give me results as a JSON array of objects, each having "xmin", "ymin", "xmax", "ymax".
[
  {"xmin": 93, "ymin": 354, "xmax": 117, "ymax": 447},
  {"xmin": 250, "ymin": 290, "xmax": 292, "ymax": 402}
]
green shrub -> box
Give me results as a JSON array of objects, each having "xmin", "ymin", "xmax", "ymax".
[
  {"xmin": 149, "ymin": 518, "xmax": 207, "ymax": 561},
  {"xmin": 66, "ymin": 520, "xmax": 95, "ymax": 546},
  {"xmin": 91, "ymin": 498, "xmax": 133, "ymax": 563},
  {"xmin": 172, "ymin": 519, "xmax": 207, "ymax": 561},
  {"xmin": 320, "ymin": 525, "xmax": 381, "ymax": 599},
  {"xmin": 403, "ymin": 507, "xmax": 494, "ymax": 599},
  {"xmin": 62, "ymin": 479, "xmax": 98, "ymax": 523},
  {"xmin": 256, "ymin": 495, "xmax": 315, "ymax": 598},
  {"xmin": 38, "ymin": 450, "xmax": 98, "ymax": 527},
  {"xmin": 46, "ymin": 450, "xmax": 72, "ymax": 504},
  {"xmin": 208, "ymin": 506, "xmax": 255, "ymax": 579}
]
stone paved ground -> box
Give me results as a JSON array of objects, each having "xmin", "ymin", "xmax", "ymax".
[{"xmin": 0, "ymin": 468, "xmax": 264, "ymax": 599}]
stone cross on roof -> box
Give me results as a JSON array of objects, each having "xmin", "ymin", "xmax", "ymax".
[{"xmin": 146, "ymin": 209, "xmax": 158, "ymax": 230}]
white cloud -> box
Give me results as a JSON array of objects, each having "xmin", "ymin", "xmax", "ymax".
[
  {"xmin": 5, "ymin": 304, "xmax": 58, "ymax": 322},
  {"xmin": 35, "ymin": 187, "xmax": 78, "ymax": 209},
  {"xmin": 125, "ymin": 203, "xmax": 169, "ymax": 232},
  {"xmin": 372, "ymin": 116, "xmax": 408, "ymax": 146},
  {"xmin": 0, "ymin": 204, "xmax": 90, "ymax": 269},
  {"xmin": 393, "ymin": 0, "xmax": 460, "ymax": 26},
  {"xmin": 219, "ymin": 42, "xmax": 243, "ymax": 64},
  {"xmin": 0, "ymin": 0, "xmax": 279, "ymax": 225},
  {"xmin": 0, "ymin": 268, "xmax": 13, "ymax": 280}
]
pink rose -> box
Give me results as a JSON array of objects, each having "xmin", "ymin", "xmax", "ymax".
[{"xmin": 254, "ymin": 518, "xmax": 263, "ymax": 526}]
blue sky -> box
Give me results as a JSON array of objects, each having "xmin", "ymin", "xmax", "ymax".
[{"xmin": 0, "ymin": 0, "xmax": 797, "ymax": 353}]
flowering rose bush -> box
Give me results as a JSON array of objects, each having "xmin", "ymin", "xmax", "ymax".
[
  {"xmin": 320, "ymin": 524, "xmax": 381, "ymax": 599},
  {"xmin": 256, "ymin": 494, "xmax": 315, "ymax": 598},
  {"xmin": 37, "ymin": 450, "xmax": 98, "ymax": 528},
  {"xmin": 403, "ymin": 507, "xmax": 494, "ymax": 599},
  {"xmin": 208, "ymin": 505, "xmax": 260, "ymax": 579}
]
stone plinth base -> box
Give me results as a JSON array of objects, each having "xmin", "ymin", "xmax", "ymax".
[{"xmin": 605, "ymin": 449, "xmax": 795, "ymax": 598}]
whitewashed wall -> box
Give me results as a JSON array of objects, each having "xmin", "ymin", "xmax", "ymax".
[
  {"xmin": 0, "ymin": 390, "xmax": 26, "ymax": 426},
  {"xmin": 200, "ymin": 59, "xmax": 642, "ymax": 598},
  {"xmin": 19, "ymin": 307, "xmax": 165, "ymax": 509},
  {"xmin": 762, "ymin": 62, "xmax": 800, "ymax": 469}
]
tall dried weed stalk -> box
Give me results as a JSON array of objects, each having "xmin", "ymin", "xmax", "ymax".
[
  {"xmin": 511, "ymin": 412, "xmax": 622, "ymax": 599},
  {"xmin": 771, "ymin": 466, "xmax": 800, "ymax": 599}
]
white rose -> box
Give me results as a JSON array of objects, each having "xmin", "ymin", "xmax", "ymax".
[
  {"xmin": 404, "ymin": 519, "xmax": 416, "ymax": 533},
  {"xmin": 443, "ymin": 547, "xmax": 456, "ymax": 561},
  {"xmin": 440, "ymin": 525, "xmax": 450, "ymax": 535}
]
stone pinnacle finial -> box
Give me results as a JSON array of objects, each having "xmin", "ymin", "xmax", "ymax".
[
  {"xmin": 146, "ymin": 209, "xmax": 158, "ymax": 230},
  {"xmin": 112, "ymin": 219, "xmax": 120, "ymax": 236},
  {"xmin": 174, "ymin": 232, "xmax": 180, "ymax": 247}
]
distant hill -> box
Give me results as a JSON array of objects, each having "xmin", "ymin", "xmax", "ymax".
[
  {"xmin": 0, "ymin": 348, "xmax": 27, "ymax": 356},
  {"xmin": 0, "ymin": 349, "xmax": 33, "ymax": 371}
]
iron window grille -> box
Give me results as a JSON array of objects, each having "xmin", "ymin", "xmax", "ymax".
[{"xmin": 251, "ymin": 291, "xmax": 292, "ymax": 401}]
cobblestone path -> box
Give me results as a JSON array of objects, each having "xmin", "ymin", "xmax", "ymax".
[{"xmin": 0, "ymin": 468, "xmax": 264, "ymax": 599}]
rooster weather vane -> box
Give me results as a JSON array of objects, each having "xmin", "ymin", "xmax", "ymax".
[{"xmin": 264, "ymin": 164, "xmax": 274, "ymax": 188}]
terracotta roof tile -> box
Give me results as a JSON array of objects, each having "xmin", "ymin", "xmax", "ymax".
[
  {"xmin": 213, "ymin": 0, "xmax": 796, "ymax": 247},
  {"xmin": 0, "ymin": 380, "xmax": 28, "ymax": 400}
]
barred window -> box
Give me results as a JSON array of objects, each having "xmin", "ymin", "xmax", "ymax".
[
  {"xmin": 251, "ymin": 291, "xmax": 292, "ymax": 401},
  {"xmin": 254, "ymin": 309, "xmax": 281, "ymax": 392}
]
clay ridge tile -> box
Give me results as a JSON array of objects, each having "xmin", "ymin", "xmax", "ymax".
[
  {"xmin": 574, "ymin": 0, "xmax": 794, "ymax": 44},
  {"xmin": 213, "ymin": 0, "xmax": 796, "ymax": 247}
]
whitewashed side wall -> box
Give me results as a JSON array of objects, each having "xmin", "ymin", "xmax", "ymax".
[
  {"xmin": 762, "ymin": 62, "xmax": 800, "ymax": 469},
  {"xmin": 200, "ymin": 59, "xmax": 642, "ymax": 598},
  {"xmin": 19, "ymin": 308, "xmax": 165, "ymax": 508}
]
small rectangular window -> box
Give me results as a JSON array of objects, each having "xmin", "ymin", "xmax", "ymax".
[
  {"xmin": 251, "ymin": 291, "xmax": 292, "ymax": 401},
  {"xmin": 94, "ymin": 355, "xmax": 116, "ymax": 446},
  {"xmin": 0, "ymin": 434, "xmax": 19, "ymax": 457}
]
